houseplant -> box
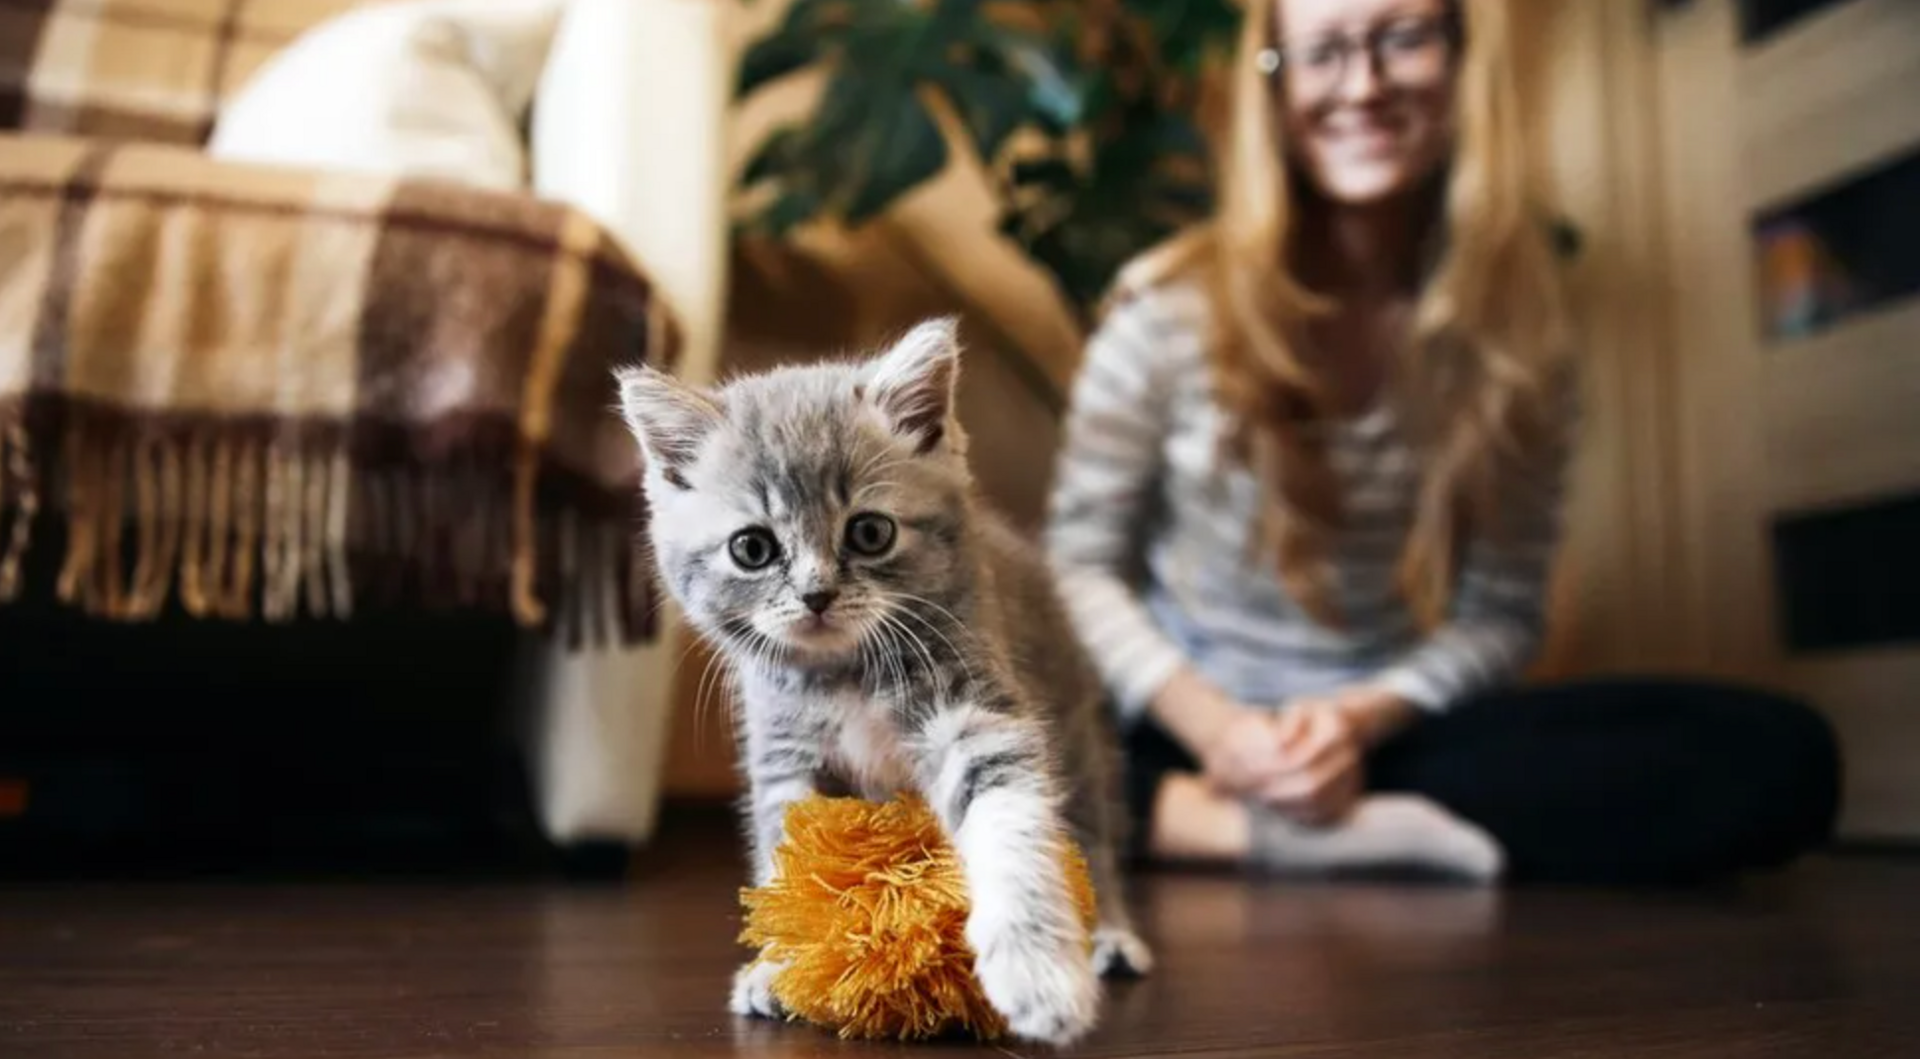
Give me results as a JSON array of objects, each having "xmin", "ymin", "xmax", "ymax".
[{"xmin": 732, "ymin": 0, "xmax": 1242, "ymax": 332}]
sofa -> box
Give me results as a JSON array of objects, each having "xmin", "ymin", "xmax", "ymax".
[{"xmin": 0, "ymin": 0, "xmax": 731, "ymax": 863}]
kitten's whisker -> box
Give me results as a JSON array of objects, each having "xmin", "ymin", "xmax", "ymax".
[
  {"xmin": 714, "ymin": 625, "xmax": 756, "ymax": 725},
  {"xmin": 859, "ymin": 622, "xmax": 897, "ymax": 704},
  {"xmin": 670, "ymin": 630, "xmax": 720, "ymax": 756},
  {"xmin": 893, "ymin": 601, "xmax": 973, "ymax": 670},
  {"xmin": 887, "ymin": 591, "xmax": 979, "ymax": 689},
  {"xmin": 854, "ymin": 450, "xmax": 907, "ymax": 484},
  {"xmin": 855, "ymin": 630, "xmax": 874, "ymax": 698},
  {"xmin": 862, "ymin": 611, "xmax": 910, "ymax": 700},
  {"xmin": 873, "ymin": 619, "xmax": 912, "ymax": 704},
  {"xmin": 694, "ymin": 636, "xmax": 735, "ymax": 751},
  {"xmin": 873, "ymin": 606, "xmax": 940, "ymax": 696},
  {"xmin": 703, "ymin": 630, "xmax": 751, "ymax": 751},
  {"xmin": 849, "ymin": 449, "xmax": 908, "ymax": 503},
  {"xmin": 890, "ymin": 590, "xmax": 973, "ymax": 642},
  {"xmin": 742, "ymin": 628, "xmax": 777, "ymax": 684},
  {"xmin": 850, "ymin": 479, "xmax": 901, "ymax": 505}
]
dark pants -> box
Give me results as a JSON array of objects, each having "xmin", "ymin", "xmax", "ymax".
[{"xmin": 1124, "ymin": 676, "xmax": 1844, "ymax": 886}]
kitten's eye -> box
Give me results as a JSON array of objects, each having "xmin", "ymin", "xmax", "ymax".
[
  {"xmin": 845, "ymin": 513, "xmax": 897, "ymax": 557},
  {"xmin": 729, "ymin": 527, "xmax": 781, "ymax": 571}
]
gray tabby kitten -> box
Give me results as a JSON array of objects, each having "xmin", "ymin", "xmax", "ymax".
[{"xmin": 614, "ymin": 319, "xmax": 1151, "ymax": 1046}]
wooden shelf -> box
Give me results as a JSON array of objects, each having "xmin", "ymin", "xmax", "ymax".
[
  {"xmin": 1784, "ymin": 646, "xmax": 1920, "ymax": 839},
  {"xmin": 1762, "ymin": 299, "xmax": 1920, "ymax": 512},
  {"xmin": 1739, "ymin": 0, "xmax": 1920, "ymax": 210}
]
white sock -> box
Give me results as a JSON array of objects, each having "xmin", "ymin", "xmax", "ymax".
[{"xmin": 1249, "ymin": 794, "xmax": 1506, "ymax": 882}]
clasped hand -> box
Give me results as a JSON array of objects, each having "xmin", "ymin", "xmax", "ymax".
[{"xmin": 1199, "ymin": 688, "xmax": 1408, "ymax": 825}]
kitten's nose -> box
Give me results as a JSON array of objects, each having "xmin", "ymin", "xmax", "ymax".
[{"xmin": 802, "ymin": 589, "xmax": 839, "ymax": 615}]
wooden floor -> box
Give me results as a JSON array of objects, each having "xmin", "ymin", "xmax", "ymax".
[{"xmin": 4, "ymin": 807, "xmax": 1917, "ymax": 1058}]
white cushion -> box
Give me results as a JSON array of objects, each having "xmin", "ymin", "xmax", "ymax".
[{"xmin": 208, "ymin": 0, "xmax": 564, "ymax": 192}]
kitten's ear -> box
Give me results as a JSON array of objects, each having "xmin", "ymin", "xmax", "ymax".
[
  {"xmin": 613, "ymin": 364, "xmax": 725, "ymax": 487},
  {"xmin": 864, "ymin": 316, "xmax": 960, "ymax": 454}
]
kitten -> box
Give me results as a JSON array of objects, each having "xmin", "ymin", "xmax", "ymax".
[{"xmin": 614, "ymin": 319, "xmax": 1151, "ymax": 1046}]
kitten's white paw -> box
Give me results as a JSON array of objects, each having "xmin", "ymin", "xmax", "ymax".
[
  {"xmin": 1092, "ymin": 925, "xmax": 1154, "ymax": 978},
  {"xmin": 729, "ymin": 959, "xmax": 786, "ymax": 1019},
  {"xmin": 973, "ymin": 936, "xmax": 1099, "ymax": 1046}
]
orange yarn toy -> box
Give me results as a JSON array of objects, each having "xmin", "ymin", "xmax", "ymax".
[{"xmin": 738, "ymin": 792, "xmax": 1098, "ymax": 1042}]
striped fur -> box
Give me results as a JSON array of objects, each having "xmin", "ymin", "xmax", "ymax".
[{"xmin": 616, "ymin": 319, "xmax": 1148, "ymax": 1047}]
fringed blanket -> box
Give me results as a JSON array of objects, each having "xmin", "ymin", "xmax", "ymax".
[
  {"xmin": 1, "ymin": 0, "xmax": 380, "ymax": 147},
  {"xmin": 0, "ymin": 133, "xmax": 670, "ymax": 647}
]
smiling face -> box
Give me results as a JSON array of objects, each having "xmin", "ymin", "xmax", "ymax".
[
  {"xmin": 615, "ymin": 320, "xmax": 971, "ymax": 670},
  {"xmin": 1272, "ymin": 0, "xmax": 1460, "ymax": 206}
]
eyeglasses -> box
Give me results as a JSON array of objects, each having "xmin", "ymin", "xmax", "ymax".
[{"xmin": 1258, "ymin": 12, "xmax": 1459, "ymax": 99}]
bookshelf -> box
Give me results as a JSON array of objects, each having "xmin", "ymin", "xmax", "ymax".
[{"xmin": 1657, "ymin": 0, "xmax": 1920, "ymax": 840}]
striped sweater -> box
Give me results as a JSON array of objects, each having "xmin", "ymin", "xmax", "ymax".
[{"xmin": 1043, "ymin": 281, "xmax": 1574, "ymax": 728}]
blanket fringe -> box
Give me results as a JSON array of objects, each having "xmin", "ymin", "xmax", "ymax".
[
  {"xmin": 5, "ymin": 404, "xmax": 652, "ymax": 647},
  {"xmin": 179, "ymin": 431, "xmax": 211, "ymax": 616},
  {"xmin": 0, "ymin": 406, "xmax": 37, "ymax": 602}
]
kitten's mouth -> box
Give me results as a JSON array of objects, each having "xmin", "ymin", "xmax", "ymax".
[{"xmin": 783, "ymin": 615, "xmax": 858, "ymax": 654}]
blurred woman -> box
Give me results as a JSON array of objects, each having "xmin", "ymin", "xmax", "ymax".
[{"xmin": 1045, "ymin": 0, "xmax": 1840, "ymax": 885}]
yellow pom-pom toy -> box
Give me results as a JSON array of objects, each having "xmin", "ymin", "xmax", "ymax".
[{"xmin": 738, "ymin": 792, "xmax": 1098, "ymax": 1042}]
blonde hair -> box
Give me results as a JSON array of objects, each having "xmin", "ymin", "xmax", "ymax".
[{"xmin": 1115, "ymin": 0, "xmax": 1572, "ymax": 629}]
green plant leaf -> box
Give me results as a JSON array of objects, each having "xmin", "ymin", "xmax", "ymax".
[
  {"xmin": 736, "ymin": 31, "xmax": 823, "ymax": 97},
  {"xmin": 1127, "ymin": 0, "xmax": 1242, "ymax": 75},
  {"xmin": 763, "ymin": 188, "xmax": 824, "ymax": 236},
  {"xmin": 934, "ymin": 65, "xmax": 1030, "ymax": 161},
  {"xmin": 927, "ymin": 0, "xmax": 984, "ymax": 41},
  {"xmin": 1098, "ymin": 115, "xmax": 1208, "ymax": 176},
  {"xmin": 775, "ymin": 0, "xmax": 835, "ymax": 33},
  {"xmin": 739, "ymin": 125, "xmax": 807, "ymax": 188},
  {"xmin": 844, "ymin": 93, "xmax": 948, "ymax": 223},
  {"xmin": 806, "ymin": 78, "xmax": 869, "ymax": 158},
  {"xmin": 729, "ymin": 0, "xmax": 1240, "ymax": 319},
  {"xmin": 1142, "ymin": 114, "xmax": 1210, "ymax": 158}
]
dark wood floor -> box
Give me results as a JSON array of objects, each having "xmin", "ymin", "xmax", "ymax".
[{"xmin": 4, "ymin": 807, "xmax": 1917, "ymax": 1059}]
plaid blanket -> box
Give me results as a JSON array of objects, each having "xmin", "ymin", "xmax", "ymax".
[
  {"xmin": 0, "ymin": 132, "xmax": 673, "ymax": 646},
  {"xmin": 1, "ymin": 0, "xmax": 377, "ymax": 146}
]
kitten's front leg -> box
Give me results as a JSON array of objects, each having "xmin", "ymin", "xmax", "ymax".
[
  {"xmin": 912, "ymin": 704, "xmax": 1099, "ymax": 1047},
  {"xmin": 731, "ymin": 715, "xmax": 825, "ymax": 1020}
]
